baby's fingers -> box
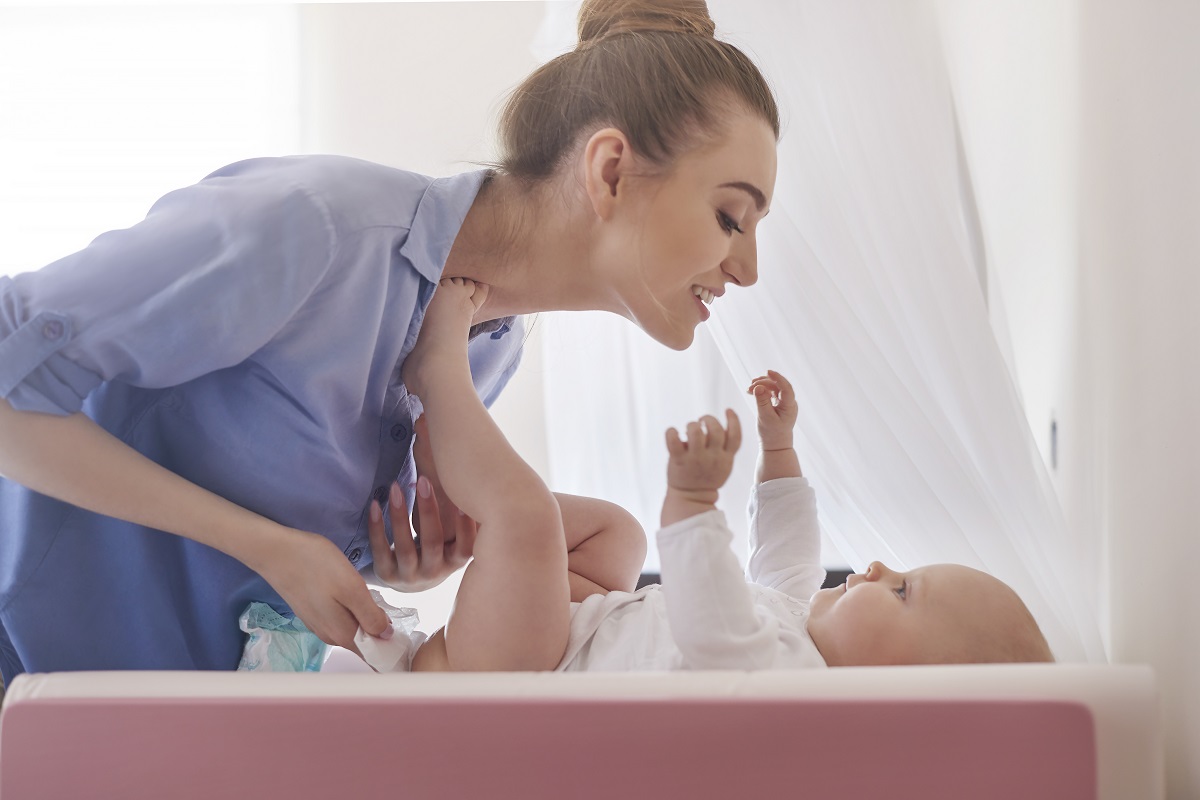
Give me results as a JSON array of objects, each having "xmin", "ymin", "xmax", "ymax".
[
  {"xmin": 699, "ymin": 415, "xmax": 725, "ymax": 449},
  {"xmin": 724, "ymin": 408, "xmax": 742, "ymax": 453},
  {"xmin": 751, "ymin": 376, "xmax": 781, "ymax": 406},
  {"xmin": 748, "ymin": 375, "xmax": 778, "ymax": 393},
  {"xmin": 767, "ymin": 370, "xmax": 796, "ymax": 405},
  {"xmin": 665, "ymin": 427, "xmax": 686, "ymax": 457}
]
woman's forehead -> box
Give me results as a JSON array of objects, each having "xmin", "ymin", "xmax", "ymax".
[{"xmin": 680, "ymin": 120, "xmax": 776, "ymax": 200}]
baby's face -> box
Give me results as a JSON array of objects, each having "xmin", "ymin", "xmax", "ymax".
[{"xmin": 807, "ymin": 561, "xmax": 1022, "ymax": 666}]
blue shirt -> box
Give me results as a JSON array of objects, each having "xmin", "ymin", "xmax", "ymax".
[{"xmin": 0, "ymin": 155, "xmax": 523, "ymax": 681}]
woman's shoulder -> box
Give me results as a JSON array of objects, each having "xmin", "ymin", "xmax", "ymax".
[{"xmin": 202, "ymin": 155, "xmax": 438, "ymax": 234}]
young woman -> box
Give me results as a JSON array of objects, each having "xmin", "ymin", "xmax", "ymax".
[{"xmin": 0, "ymin": 0, "xmax": 778, "ymax": 682}]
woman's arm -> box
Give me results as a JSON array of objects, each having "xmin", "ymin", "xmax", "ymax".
[{"xmin": 0, "ymin": 398, "xmax": 392, "ymax": 649}]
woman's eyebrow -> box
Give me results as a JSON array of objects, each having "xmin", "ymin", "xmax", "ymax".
[{"xmin": 718, "ymin": 181, "xmax": 767, "ymax": 213}]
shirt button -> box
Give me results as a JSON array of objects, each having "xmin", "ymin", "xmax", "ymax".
[
  {"xmin": 373, "ymin": 486, "xmax": 389, "ymax": 506},
  {"xmin": 42, "ymin": 320, "xmax": 65, "ymax": 340},
  {"xmin": 348, "ymin": 548, "xmax": 363, "ymax": 564},
  {"xmin": 390, "ymin": 423, "xmax": 408, "ymax": 442}
]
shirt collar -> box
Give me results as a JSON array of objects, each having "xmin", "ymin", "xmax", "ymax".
[{"xmin": 398, "ymin": 168, "xmax": 489, "ymax": 284}]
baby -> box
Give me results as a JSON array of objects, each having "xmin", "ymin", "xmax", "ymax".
[{"xmin": 377, "ymin": 277, "xmax": 1053, "ymax": 673}]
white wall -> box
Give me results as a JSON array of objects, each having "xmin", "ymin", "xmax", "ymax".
[
  {"xmin": 936, "ymin": 1, "xmax": 1199, "ymax": 796},
  {"xmin": 1079, "ymin": 3, "xmax": 1200, "ymax": 796},
  {"xmin": 0, "ymin": 4, "xmax": 301, "ymax": 278},
  {"xmin": 298, "ymin": 1, "xmax": 549, "ymax": 627}
]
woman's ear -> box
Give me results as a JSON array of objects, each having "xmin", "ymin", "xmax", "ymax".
[{"xmin": 581, "ymin": 127, "xmax": 632, "ymax": 221}]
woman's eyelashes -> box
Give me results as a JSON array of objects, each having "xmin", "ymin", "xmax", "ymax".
[{"xmin": 717, "ymin": 210, "xmax": 744, "ymax": 235}]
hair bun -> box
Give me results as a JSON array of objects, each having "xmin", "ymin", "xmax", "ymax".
[{"xmin": 578, "ymin": 0, "xmax": 716, "ymax": 44}]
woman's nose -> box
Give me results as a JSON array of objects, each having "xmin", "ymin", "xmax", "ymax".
[{"xmin": 723, "ymin": 240, "xmax": 759, "ymax": 288}]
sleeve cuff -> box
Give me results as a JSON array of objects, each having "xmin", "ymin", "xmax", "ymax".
[
  {"xmin": 656, "ymin": 508, "xmax": 729, "ymax": 545},
  {"xmin": 0, "ymin": 303, "xmax": 100, "ymax": 415}
]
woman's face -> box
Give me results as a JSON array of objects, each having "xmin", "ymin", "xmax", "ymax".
[{"xmin": 605, "ymin": 112, "xmax": 778, "ymax": 350}]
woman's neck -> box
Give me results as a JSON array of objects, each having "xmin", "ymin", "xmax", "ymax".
[{"xmin": 442, "ymin": 172, "xmax": 611, "ymax": 324}]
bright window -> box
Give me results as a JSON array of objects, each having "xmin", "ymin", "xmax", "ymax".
[{"xmin": 0, "ymin": 5, "xmax": 300, "ymax": 277}]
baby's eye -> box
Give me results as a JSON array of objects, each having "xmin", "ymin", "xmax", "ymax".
[
  {"xmin": 895, "ymin": 581, "xmax": 908, "ymax": 600},
  {"xmin": 717, "ymin": 211, "xmax": 744, "ymax": 235}
]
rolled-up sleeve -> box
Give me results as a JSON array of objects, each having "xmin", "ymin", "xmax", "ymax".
[{"xmin": 0, "ymin": 163, "xmax": 335, "ymax": 415}]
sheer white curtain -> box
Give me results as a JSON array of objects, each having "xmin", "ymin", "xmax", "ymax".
[
  {"xmin": 0, "ymin": 5, "xmax": 300, "ymax": 278},
  {"xmin": 538, "ymin": 1, "xmax": 1104, "ymax": 662}
]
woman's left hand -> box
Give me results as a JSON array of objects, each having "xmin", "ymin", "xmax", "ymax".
[{"xmin": 366, "ymin": 416, "xmax": 477, "ymax": 592}]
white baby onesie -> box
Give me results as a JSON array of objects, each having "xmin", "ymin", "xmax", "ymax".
[
  {"xmin": 352, "ymin": 477, "xmax": 828, "ymax": 673},
  {"xmin": 557, "ymin": 476, "xmax": 828, "ymax": 671}
]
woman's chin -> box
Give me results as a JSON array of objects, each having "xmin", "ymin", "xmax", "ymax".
[{"xmin": 640, "ymin": 319, "xmax": 696, "ymax": 351}]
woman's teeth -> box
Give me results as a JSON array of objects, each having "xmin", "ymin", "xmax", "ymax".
[{"xmin": 692, "ymin": 285, "xmax": 715, "ymax": 305}]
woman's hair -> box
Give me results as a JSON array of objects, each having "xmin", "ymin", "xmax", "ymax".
[{"xmin": 496, "ymin": 0, "xmax": 779, "ymax": 182}]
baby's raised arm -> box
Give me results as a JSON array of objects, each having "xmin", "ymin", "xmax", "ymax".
[
  {"xmin": 660, "ymin": 409, "xmax": 742, "ymax": 527},
  {"xmin": 656, "ymin": 371, "xmax": 824, "ymax": 669},
  {"xmin": 748, "ymin": 370, "xmax": 802, "ymax": 484},
  {"xmin": 657, "ymin": 407, "xmax": 811, "ymax": 669}
]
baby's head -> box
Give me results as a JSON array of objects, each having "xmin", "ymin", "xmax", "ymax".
[{"xmin": 807, "ymin": 561, "xmax": 1053, "ymax": 666}]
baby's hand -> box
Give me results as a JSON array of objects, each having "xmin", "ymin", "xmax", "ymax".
[
  {"xmin": 665, "ymin": 409, "xmax": 742, "ymax": 496},
  {"xmin": 402, "ymin": 278, "xmax": 489, "ymax": 397},
  {"xmin": 748, "ymin": 370, "xmax": 797, "ymax": 451}
]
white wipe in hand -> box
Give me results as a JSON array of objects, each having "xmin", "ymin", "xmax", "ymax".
[{"xmin": 354, "ymin": 589, "xmax": 428, "ymax": 673}]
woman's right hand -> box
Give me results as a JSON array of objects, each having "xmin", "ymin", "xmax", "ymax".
[
  {"xmin": 255, "ymin": 528, "xmax": 394, "ymax": 652},
  {"xmin": 366, "ymin": 414, "xmax": 478, "ymax": 592}
]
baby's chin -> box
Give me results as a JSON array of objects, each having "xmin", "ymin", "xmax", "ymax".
[{"xmin": 807, "ymin": 584, "xmax": 844, "ymax": 619}]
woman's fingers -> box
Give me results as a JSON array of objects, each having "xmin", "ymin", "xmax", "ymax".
[
  {"xmin": 412, "ymin": 476, "xmax": 447, "ymax": 576},
  {"xmin": 387, "ymin": 485, "xmax": 420, "ymax": 571},
  {"xmin": 366, "ymin": 500, "xmax": 397, "ymax": 584},
  {"xmin": 346, "ymin": 585, "xmax": 392, "ymax": 641},
  {"xmin": 449, "ymin": 507, "xmax": 478, "ymax": 568}
]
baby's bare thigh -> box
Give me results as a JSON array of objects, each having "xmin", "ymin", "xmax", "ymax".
[{"xmin": 411, "ymin": 628, "xmax": 451, "ymax": 672}]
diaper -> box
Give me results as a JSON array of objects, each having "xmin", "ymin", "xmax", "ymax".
[
  {"xmin": 236, "ymin": 591, "xmax": 427, "ymax": 673},
  {"xmin": 237, "ymin": 602, "xmax": 329, "ymax": 672}
]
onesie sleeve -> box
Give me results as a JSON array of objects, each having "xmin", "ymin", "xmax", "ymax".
[
  {"xmin": 657, "ymin": 510, "xmax": 811, "ymax": 670},
  {"xmin": 0, "ymin": 164, "xmax": 335, "ymax": 415},
  {"xmin": 746, "ymin": 477, "xmax": 826, "ymax": 601}
]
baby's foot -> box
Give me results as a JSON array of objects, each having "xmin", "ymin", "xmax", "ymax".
[{"xmin": 402, "ymin": 278, "xmax": 489, "ymax": 396}]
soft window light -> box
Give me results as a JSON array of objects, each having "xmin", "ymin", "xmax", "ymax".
[{"xmin": 0, "ymin": 4, "xmax": 300, "ymax": 277}]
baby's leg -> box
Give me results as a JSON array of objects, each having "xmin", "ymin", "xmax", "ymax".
[
  {"xmin": 555, "ymin": 493, "xmax": 647, "ymax": 600},
  {"xmin": 403, "ymin": 278, "xmax": 569, "ymax": 672},
  {"xmin": 411, "ymin": 494, "xmax": 645, "ymax": 671}
]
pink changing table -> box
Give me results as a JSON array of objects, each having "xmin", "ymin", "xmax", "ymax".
[{"xmin": 0, "ymin": 663, "xmax": 1159, "ymax": 800}]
